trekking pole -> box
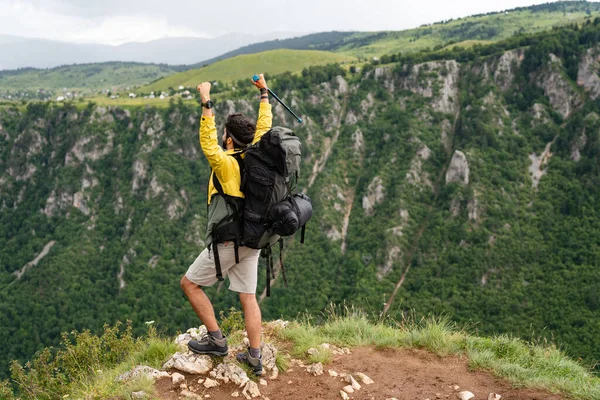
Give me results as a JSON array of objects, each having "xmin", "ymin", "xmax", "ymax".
[{"xmin": 253, "ymin": 75, "xmax": 303, "ymax": 123}]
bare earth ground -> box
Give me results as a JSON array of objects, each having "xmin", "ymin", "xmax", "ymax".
[{"xmin": 155, "ymin": 347, "xmax": 566, "ymax": 400}]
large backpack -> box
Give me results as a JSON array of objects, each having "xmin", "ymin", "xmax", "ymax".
[{"xmin": 210, "ymin": 126, "xmax": 312, "ymax": 295}]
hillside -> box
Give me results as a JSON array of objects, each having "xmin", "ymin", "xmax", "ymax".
[
  {"xmin": 140, "ymin": 49, "xmax": 356, "ymax": 93},
  {"xmin": 1, "ymin": 16, "xmax": 600, "ymax": 386},
  {"xmin": 2, "ymin": 2, "xmax": 600, "ymax": 98},
  {"xmin": 0, "ymin": 62, "xmax": 178, "ymax": 97}
]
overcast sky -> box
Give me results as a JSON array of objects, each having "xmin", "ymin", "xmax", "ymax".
[{"xmin": 0, "ymin": 0, "xmax": 567, "ymax": 45}]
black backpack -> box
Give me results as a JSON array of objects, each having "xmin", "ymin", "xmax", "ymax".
[{"xmin": 210, "ymin": 126, "xmax": 312, "ymax": 296}]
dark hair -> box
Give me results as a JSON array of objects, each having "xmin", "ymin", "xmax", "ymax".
[{"xmin": 225, "ymin": 113, "xmax": 255, "ymax": 148}]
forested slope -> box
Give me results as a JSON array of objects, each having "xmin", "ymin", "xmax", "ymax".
[{"xmin": 1, "ymin": 21, "xmax": 599, "ymax": 379}]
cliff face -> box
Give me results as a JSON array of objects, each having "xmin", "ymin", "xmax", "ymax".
[{"xmin": 1, "ymin": 42, "xmax": 599, "ymax": 377}]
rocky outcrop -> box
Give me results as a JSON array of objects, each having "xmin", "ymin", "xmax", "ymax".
[
  {"xmin": 577, "ymin": 46, "xmax": 600, "ymax": 99},
  {"xmin": 8, "ymin": 129, "xmax": 45, "ymax": 181},
  {"xmin": 402, "ymin": 61, "xmax": 460, "ymax": 114},
  {"xmin": 65, "ymin": 130, "xmax": 114, "ymax": 166},
  {"xmin": 493, "ymin": 49, "xmax": 524, "ymax": 91},
  {"xmin": 529, "ymin": 141, "xmax": 553, "ymax": 189},
  {"xmin": 536, "ymin": 54, "xmax": 582, "ymax": 118},
  {"xmin": 406, "ymin": 143, "xmax": 433, "ymax": 189},
  {"xmin": 362, "ymin": 176, "xmax": 385, "ymax": 216},
  {"xmin": 445, "ymin": 151, "xmax": 470, "ymax": 185},
  {"xmin": 163, "ymin": 352, "xmax": 214, "ymax": 375}
]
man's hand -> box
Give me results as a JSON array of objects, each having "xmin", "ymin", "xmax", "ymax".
[
  {"xmin": 252, "ymin": 74, "xmax": 268, "ymax": 90},
  {"xmin": 197, "ymin": 82, "xmax": 211, "ymax": 102}
]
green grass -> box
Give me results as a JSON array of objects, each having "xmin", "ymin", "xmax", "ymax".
[
  {"xmin": 140, "ymin": 49, "xmax": 356, "ymax": 93},
  {"xmin": 335, "ymin": 3, "xmax": 600, "ymax": 58},
  {"xmin": 275, "ymin": 306, "xmax": 600, "ymax": 400},
  {"xmin": 3, "ymin": 309, "xmax": 599, "ymax": 399},
  {"xmin": 0, "ymin": 62, "xmax": 177, "ymax": 95}
]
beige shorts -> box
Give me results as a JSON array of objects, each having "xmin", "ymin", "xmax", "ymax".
[{"xmin": 185, "ymin": 241, "xmax": 260, "ymax": 294}]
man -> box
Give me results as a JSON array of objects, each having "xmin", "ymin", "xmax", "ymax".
[{"xmin": 180, "ymin": 74, "xmax": 271, "ymax": 376}]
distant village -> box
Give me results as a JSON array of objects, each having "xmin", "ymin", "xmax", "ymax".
[{"xmin": 1, "ymin": 84, "xmax": 202, "ymax": 103}]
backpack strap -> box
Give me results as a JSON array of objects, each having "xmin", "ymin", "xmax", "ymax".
[
  {"xmin": 279, "ymin": 239, "xmax": 288, "ymax": 288},
  {"xmin": 210, "ymin": 151, "xmax": 246, "ymax": 277}
]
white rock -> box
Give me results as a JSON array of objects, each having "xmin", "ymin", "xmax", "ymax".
[
  {"xmin": 306, "ymin": 362, "xmax": 324, "ymax": 376},
  {"xmin": 211, "ymin": 363, "xmax": 249, "ymax": 386},
  {"xmin": 231, "ymin": 392, "xmax": 240, "ymax": 397},
  {"xmin": 205, "ymin": 395, "xmax": 211, "ymax": 399},
  {"xmin": 261, "ymin": 343, "xmax": 278, "ymax": 371},
  {"xmin": 307, "ymin": 348, "xmax": 319, "ymax": 355},
  {"xmin": 259, "ymin": 379, "xmax": 267, "ymax": 386},
  {"xmin": 452, "ymin": 385, "xmax": 460, "ymax": 391},
  {"xmin": 319, "ymin": 343, "xmax": 331, "ymax": 349},
  {"xmin": 131, "ymin": 391, "xmax": 148, "ymax": 399},
  {"xmin": 203, "ymin": 378, "xmax": 219, "ymax": 388},
  {"xmin": 488, "ymin": 394, "xmax": 502, "ymax": 400},
  {"xmin": 171, "ymin": 372, "xmax": 185, "ymax": 385},
  {"xmin": 180, "ymin": 390, "xmax": 202, "ymax": 399},
  {"xmin": 340, "ymin": 390, "xmax": 350, "ymax": 400},
  {"xmin": 116, "ymin": 365, "xmax": 164, "ymax": 382},
  {"xmin": 197, "ymin": 378, "xmax": 204, "ymax": 384},
  {"xmin": 355, "ymin": 372, "xmax": 374, "ymax": 384},
  {"xmin": 269, "ymin": 365, "xmax": 279, "ymax": 380},
  {"xmin": 163, "ymin": 352, "xmax": 213, "ymax": 374},
  {"xmin": 328, "ymin": 369, "xmax": 338, "ymax": 377},
  {"xmin": 446, "ymin": 150, "xmax": 470, "ymax": 185},
  {"xmin": 342, "ymin": 385, "xmax": 354, "ymax": 394},
  {"xmin": 242, "ymin": 380, "xmax": 261, "ymax": 399},
  {"xmin": 458, "ymin": 391, "xmax": 475, "ymax": 400},
  {"xmin": 347, "ymin": 375, "xmax": 361, "ymax": 390}
]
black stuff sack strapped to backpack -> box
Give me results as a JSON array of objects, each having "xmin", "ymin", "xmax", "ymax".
[{"xmin": 210, "ymin": 126, "xmax": 313, "ymax": 296}]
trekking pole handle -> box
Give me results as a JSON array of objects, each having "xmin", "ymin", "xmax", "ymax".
[{"xmin": 252, "ymin": 75, "xmax": 303, "ymax": 123}]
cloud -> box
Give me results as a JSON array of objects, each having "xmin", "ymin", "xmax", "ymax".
[{"xmin": 1, "ymin": 0, "xmax": 554, "ymax": 45}]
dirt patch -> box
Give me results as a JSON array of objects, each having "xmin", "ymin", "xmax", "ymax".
[{"xmin": 155, "ymin": 347, "xmax": 566, "ymax": 400}]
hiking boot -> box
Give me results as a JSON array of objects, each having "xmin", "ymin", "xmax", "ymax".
[
  {"xmin": 187, "ymin": 334, "xmax": 228, "ymax": 356},
  {"xmin": 236, "ymin": 350, "xmax": 263, "ymax": 376}
]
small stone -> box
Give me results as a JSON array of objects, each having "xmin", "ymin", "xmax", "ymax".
[
  {"xmin": 131, "ymin": 391, "xmax": 147, "ymax": 399},
  {"xmin": 180, "ymin": 390, "xmax": 202, "ymax": 400},
  {"xmin": 269, "ymin": 366, "xmax": 279, "ymax": 380},
  {"xmin": 171, "ymin": 372, "xmax": 185, "ymax": 385},
  {"xmin": 328, "ymin": 369, "xmax": 338, "ymax": 377},
  {"xmin": 163, "ymin": 352, "xmax": 213, "ymax": 375},
  {"xmin": 204, "ymin": 378, "xmax": 219, "ymax": 388},
  {"xmin": 452, "ymin": 385, "xmax": 460, "ymax": 391},
  {"xmin": 242, "ymin": 381, "xmax": 261, "ymax": 399},
  {"xmin": 197, "ymin": 378, "xmax": 204, "ymax": 384},
  {"xmin": 306, "ymin": 362, "xmax": 324, "ymax": 376},
  {"xmin": 307, "ymin": 348, "xmax": 319, "ymax": 355},
  {"xmin": 180, "ymin": 383, "xmax": 188, "ymax": 390},
  {"xmin": 458, "ymin": 391, "xmax": 475, "ymax": 400},
  {"xmin": 231, "ymin": 392, "xmax": 240, "ymax": 397},
  {"xmin": 342, "ymin": 385, "xmax": 354, "ymax": 394},
  {"xmin": 158, "ymin": 371, "xmax": 171, "ymax": 379},
  {"xmin": 319, "ymin": 343, "xmax": 331, "ymax": 349},
  {"xmin": 340, "ymin": 390, "xmax": 350, "ymax": 400},
  {"xmin": 287, "ymin": 380, "xmax": 293, "ymax": 384},
  {"xmin": 345, "ymin": 375, "xmax": 361, "ymax": 390},
  {"xmin": 259, "ymin": 379, "xmax": 267, "ymax": 386},
  {"xmin": 385, "ymin": 398, "xmax": 399, "ymax": 400},
  {"xmin": 356, "ymin": 372, "xmax": 374, "ymax": 384},
  {"xmin": 488, "ymin": 394, "xmax": 501, "ymax": 400},
  {"xmin": 205, "ymin": 395, "xmax": 211, "ymax": 399}
]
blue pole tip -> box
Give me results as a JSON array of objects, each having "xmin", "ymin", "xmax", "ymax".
[
  {"xmin": 298, "ymin": 118, "xmax": 303, "ymax": 123},
  {"xmin": 252, "ymin": 75, "xmax": 260, "ymax": 82}
]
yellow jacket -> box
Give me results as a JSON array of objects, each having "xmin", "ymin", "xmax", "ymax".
[{"xmin": 199, "ymin": 102, "xmax": 273, "ymax": 204}]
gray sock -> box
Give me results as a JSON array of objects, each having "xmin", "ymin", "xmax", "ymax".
[
  {"xmin": 209, "ymin": 329, "xmax": 223, "ymax": 340},
  {"xmin": 249, "ymin": 347, "xmax": 261, "ymax": 358}
]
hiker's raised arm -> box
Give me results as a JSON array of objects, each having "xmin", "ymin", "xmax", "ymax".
[
  {"xmin": 197, "ymin": 82, "xmax": 226, "ymax": 169},
  {"xmin": 251, "ymin": 74, "xmax": 273, "ymax": 145}
]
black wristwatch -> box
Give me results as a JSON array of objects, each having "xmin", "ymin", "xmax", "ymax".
[{"xmin": 202, "ymin": 100, "xmax": 214, "ymax": 109}]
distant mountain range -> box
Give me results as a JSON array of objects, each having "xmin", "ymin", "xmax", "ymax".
[{"xmin": 0, "ymin": 32, "xmax": 301, "ymax": 70}]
